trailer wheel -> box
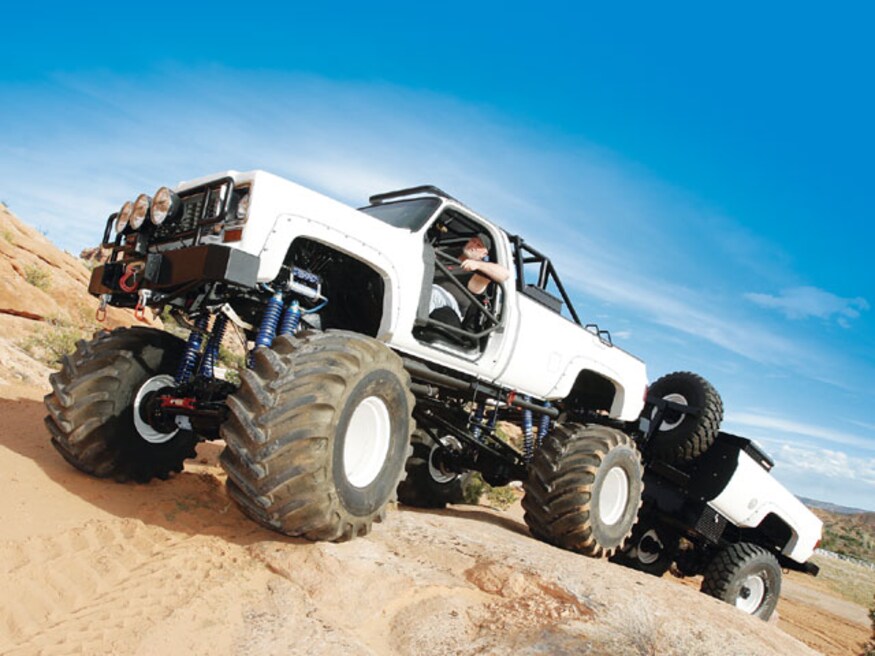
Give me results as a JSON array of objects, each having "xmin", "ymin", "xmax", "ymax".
[
  {"xmin": 220, "ymin": 331, "xmax": 414, "ymax": 542},
  {"xmin": 609, "ymin": 518, "xmax": 678, "ymax": 576},
  {"xmin": 647, "ymin": 371, "xmax": 723, "ymax": 463},
  {"xmin": 396, "ymin": 431, "xmax": 473, "ymax": 508},
  {"xmin": 44, "ymin": 327, "xmax": 198, "ymax": 483},
  {"xmin": 522, "ymin": 423, "xmax": 643, "ymax": 558},
  {"xmin": 700, "ymin": 542, "xmax": 781, "ymax": 620}
]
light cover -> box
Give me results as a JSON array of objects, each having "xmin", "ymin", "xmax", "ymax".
[
  {"xmin": 151, "ymin": 186, "xmax": 180, "ymax": 225},
  {"xmin": 130, "ymin": 194, "xmax": 151, "ymax": 230},
  {"xmin": 115, "ymin": 200, "xmax": 134, "ymax": 233}
]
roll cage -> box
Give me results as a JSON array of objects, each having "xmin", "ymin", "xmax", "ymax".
[{"xmin": 363, "ymin": 186, "xmax": 612, "ymax": 347}]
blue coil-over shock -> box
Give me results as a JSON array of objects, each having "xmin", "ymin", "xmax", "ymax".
[
  {"xmin": 176, "ymin": 314, "xmax": 210, "ymax": 384},
  {"xmin": 471, "ymin": 403, "xmax": 486, "ymax": 441},
  {"xmin": 255, "ymin": 292, "xmax": 285, "ymax": 349},
  {"xmin": 278, "ymin": 300, "xmax": 302, "ymax": 336},
  {"xmin": 198, "ymin": 313, "xmax": 230, "ymax": 378},
  {"xmin": 522, "ymin": 395, "xmax": 534, "ymax": 461},
  {"xmin": 538, "ymin": 401, "xmax": 552, "ymax": 446},
  {"xmin": 487, "ymin": 402, "xmax": 499, "ymax": 432}
]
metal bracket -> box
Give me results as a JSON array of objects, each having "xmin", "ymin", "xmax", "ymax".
[{"xmin": 219, "ymin": 302, "xmax": 254, "ymax": 331}]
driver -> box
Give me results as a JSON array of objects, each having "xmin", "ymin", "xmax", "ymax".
[{"xmin": 429, "ymin": 232, "xmax": 509, "ymax": 328}]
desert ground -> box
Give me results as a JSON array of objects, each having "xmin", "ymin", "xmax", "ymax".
[{"xmin": 0, "ymin": 379, "xmax": 869, "ymax": 655}]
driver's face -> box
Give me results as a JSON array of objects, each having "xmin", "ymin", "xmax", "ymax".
[{"xmin": 463, "ymin": 237, "xmax": 487, "ymax": 260}]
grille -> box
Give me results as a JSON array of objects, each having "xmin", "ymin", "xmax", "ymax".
[
  {"xmin": 151, "ymin": 190, "xmax": 225, "ymax": 243},
  {"xmin": 152, "ymin": 192, "xmax": 205, "ymax": 242},
  {"xmin": 695, "ymin": 505, "xmax": 728, "ymax": 542}
]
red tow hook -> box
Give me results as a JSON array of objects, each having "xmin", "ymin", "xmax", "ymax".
[
  {"xmin": 134, "ymin": 299, "xmax": 148, "ymax": 322},
  {"xmin": 95, "ymin": 294, "xmax": 109, "ymax": 322},
  {"xmin": 118, "ymin": 263, "xmax": 142, "ymax": 292},
  {"xmin": 134, "ymin": 289, "xmax": 152, "ymax": 323}
]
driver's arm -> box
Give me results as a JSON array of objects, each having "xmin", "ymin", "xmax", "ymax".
[{"xmin": 461, "ymin": 260, "xmax": 510, "ymax": 292}]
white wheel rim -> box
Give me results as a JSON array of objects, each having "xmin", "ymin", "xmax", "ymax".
[
  {"xmin": 636, "ymin": 529, "xmax": 664, "ymax": 565},
  {"xmin": 427, "ymin": 443, "xmax": 458, "ymax": 484},
  {"xmin": 343, "ymin": 396, "xmax": 392, "ymax": 488},
  {"xmin": 599, "ymin": 466, "xmax": 630, "ymax": 526},
  {"xmin": 736, "ymin": 574, "xmax": 766, "ymax": 614},
  {"xmin": 133, "ymin": 374, "xmax": 178, "ymax": 444},
  {"xmin": 653, "ymin": 392, "xmax": 687, "ymax": 431}
]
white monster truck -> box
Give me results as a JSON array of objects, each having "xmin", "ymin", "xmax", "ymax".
[{"xmin": 44, "ymin": 170, "xmax": 819, "ymax": 620}]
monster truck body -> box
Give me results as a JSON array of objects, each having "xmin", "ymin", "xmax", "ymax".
[
  {"xmin": 128, "ymin": 170, "xmax": 646, "ymax": 415},
  {"xmin": 46, "ymin": 168, "xmax": 819, "ymax": 621},
  {"xmin": 64, "ymin": 169, "xmax": 649, "ymax": 544}
]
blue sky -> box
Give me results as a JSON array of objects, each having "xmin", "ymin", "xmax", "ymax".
[{"xmin": 2, "ymin": 3, "xmax": 873, "ymax": 510}]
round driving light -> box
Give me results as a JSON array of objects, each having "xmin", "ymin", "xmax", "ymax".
[
  {"xmin": 115, "ymin": 200, "xmax": 133, "ymax": 233},
  {"xmin": 130, "ymin": 194, "xmax": 151, "ymax": 230},
  {"xmin": 151, "ymin": 186, "xmax": 180, "ymax": 225}
]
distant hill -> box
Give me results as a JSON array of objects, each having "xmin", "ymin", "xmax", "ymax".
[
  {"xmin": 801, "ymin": 497, "xmax": 872, "ymax": 515},
  {"xmin": 808, "ymin": 504, "xmax": 875, "ymax": 563}
]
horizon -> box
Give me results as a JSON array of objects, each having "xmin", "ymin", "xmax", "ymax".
[{"xmin": 1, "ymin": 4, "xmax": 873, "ymax": 510}]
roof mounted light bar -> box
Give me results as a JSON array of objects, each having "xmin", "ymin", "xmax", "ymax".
[{"xmin": 368, "ymin": 185, "xmax": 459, "ymax": 205}]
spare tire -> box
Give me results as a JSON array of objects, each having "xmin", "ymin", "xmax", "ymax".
[{"xmin": 647, "ymin": 371, "xmax": 723, "ymax": 464}]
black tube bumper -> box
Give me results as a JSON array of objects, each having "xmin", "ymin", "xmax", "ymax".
[{"xmin": 88, "ymin": 244, "xmax": 260, "ymax": 296}]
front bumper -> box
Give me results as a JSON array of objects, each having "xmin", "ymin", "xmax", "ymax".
[{"xmin": 88, "ymin": 244, "xmax": 259, "ymax": 297}]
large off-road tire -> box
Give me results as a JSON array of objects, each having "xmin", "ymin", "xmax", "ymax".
[
  {"xmin": 220, "ymin": 330, "xmax": 414, "ymax": 542},
  {"xmin": 647, "ymin": 371, "xmax": 723, "ymax": 464},
  {"xmin": 609, "ymin": 516, "xmax": 679, "ymax": 576},
  {"xmin": 396, "ymin": 430, "xmax": 473, "ymax": 508},
  {"xmin": 44, "ymin": 327, "xmax": 198, "ymax": 483},
  {"xmin": 700, "ymin": 542, "xmax": 782, "ymax": 620},
  {"xmin": 522, "ymin": 423, "xmax": 643, "ymax": 558}
]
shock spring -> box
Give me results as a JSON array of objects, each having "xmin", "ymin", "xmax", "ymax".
[
  {"xmin": 522, "ymin": 395, "xmax": 534, "ymax": 461},
  {"xmin": 278, "ymin": 300, "xmax": 302, "ymax": 336},
  {"xmin": 538, "ymin": 401, "xmax": 552, "ymax": 446},
  {"xmin": 470, "ymin": 403, "xmax": 486, "ymax": 441},
  {"xmin": 255, "ymin": 292, "xmax": 285, "ymax": 350},
  {"xmin": 198, "ymin": 313, "xmax": 230, "ymax": 378},
  {"xmin": 176, "ymin": 314, "xmax": 210, "ymax": 385}
]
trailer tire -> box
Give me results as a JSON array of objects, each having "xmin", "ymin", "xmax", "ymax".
[
  {"xmin": 44, "ymin": 327, "xmax": 198, "ymax": 483},
  {"xmin": 647, "ymin": 371, "xmax": 723, "ymax": 463},
  {"xmin": 220, "ymin": 331, "xmax": 414, "ymax": 542},
  {"xmin": 522, "ymin": 423, "xmax": 643, "ymax": 558},
  {"xmin": 397, "ymin": 430, "xmax": 473, "ymax": 508},
  {"xmin": 700, "ymin": 542, "xmax": 781, "ymax": 620}
]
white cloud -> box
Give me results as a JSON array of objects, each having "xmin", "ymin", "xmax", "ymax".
[
  {"xmin": 776, "ymin": 443, "xmax": 870, "ymax": 480},
  {"xmin": 725, "ymin": 411, "xmax": 875, "ymax": 452},
  {"xmin": 530, "ymin": 235, "xmax": 835, "ymax": 376},
  {"xmin": 745, "ymin": 286, "xmax": 869, "ymax": 325}
]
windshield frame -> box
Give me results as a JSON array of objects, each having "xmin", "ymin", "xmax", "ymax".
[{"xmin": 357, "ymin": 197, "xmax": 443, "ymax": 231}]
